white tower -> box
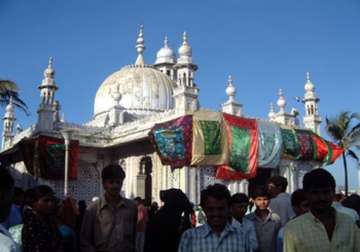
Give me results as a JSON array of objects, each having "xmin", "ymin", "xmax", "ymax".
[
  {"xmin": 303, "ymin": 72, "xmax": 321, "ymax": 134},
  {"xmin": 37, "ymin": 57, "xmax": 58, "ymax": 131},
  {"xmin": 273, "ymin": 89, "xmax": 297, "ymax": 126},
  {"xmin": 154, "ymin": 36, "xmax": 176, "ymax": 80},
  {"xmin": 222, "ymin": 75, "xmax": 242, "ymax": 116},
  {"xmin": 2, "ymin": 97, "xmax": 16, "ymax": 149},
  {"xmin": 173, "ymin": 32, "xmax": 199, "ymax": 113}
]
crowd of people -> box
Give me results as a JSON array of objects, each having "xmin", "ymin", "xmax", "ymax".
[{"xmin": 1, "ymin": 164, "xmax": 360, "ymax": 252}]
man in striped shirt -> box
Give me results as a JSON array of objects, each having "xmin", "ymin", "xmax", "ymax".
[{"xmin": 178, "ymin": 184, "xmax": 244, "ymax": 252}]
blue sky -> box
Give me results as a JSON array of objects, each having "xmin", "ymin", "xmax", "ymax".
[{"xmin": 1, "ymin": 0, "xmax": 359, "ymax": 189}]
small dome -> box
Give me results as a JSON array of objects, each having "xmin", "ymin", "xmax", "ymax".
[
  {"xmin": 178, "ymin": 32, "xmax": 192, "ymax": 57},
  {"xmin": 304, "ymin": 72, "xmax": 314, "ymax": 92},
  {"xmin": 277, "ymin": 89, "xmax": 286, "ymax": 108},
  {"xmin": 225, "ymin": 75, "xmax": 236, "ymax": 97},
  {"xmin": 93, "ymin": 65, "xmax": 175, "ymax": 119},
  {"xmin": 155, "ymin": 36, "xmax": 175, "ymax": 64}
]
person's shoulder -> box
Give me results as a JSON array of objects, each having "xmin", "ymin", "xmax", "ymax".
[
  {"xmin": 245, "ymin": 212, "xmax": 256, "ymax": 220},
  {"xmin": 270, "ymin": 212, "xmax": 281, "ymax": 222},
  {"xmin": 86, "ymin": 199, "xmax": 100, "ymax": 211},
  {"xmin": 336, "ymin": 211, "xmax": 357, "ymax": 225},
  {"xmin": 285, "ymin": 213, "xmax": 310, "ymax": 232},
  {"xmin": 123, "ymin": 197, "xmax": 136, "ymax": 207},
  {"xmin": 0, "ymin": 232, "xmax": 18, "ymax": 252}
]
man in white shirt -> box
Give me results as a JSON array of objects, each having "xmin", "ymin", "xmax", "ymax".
[
  {"xmin": 0, "ymin": 167, "xmax": 21, "ymax": 252},
  {"xmin": 267, "ymin": 176, "xmax": 295, "ymax": 227}
]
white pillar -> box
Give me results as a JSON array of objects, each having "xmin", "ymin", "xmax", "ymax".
[{"xmin": 60, "ymin": 129, "xmax": 75, "ymax": 197}]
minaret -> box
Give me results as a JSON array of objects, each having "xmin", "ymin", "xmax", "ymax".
[
  {"xmin": 303, "ymin": 72, "xmax": 321, "ymax": 134},
  {"xmin": 37, "ymin": 57, "xmax": 58, "ymax": 131},
  {"xmin": 174, "ymin": 32, "xmax": 198, "ymax": 87},
  {"xmin": 268, "ymin": 102, "xmax": 276, "ymax": 121},
  {"xmin": 173, "ymin": 32, "xmax": 199, "ymax": 113},
  {"xmin": 2, "ymin": 97, "xmax": 16, "ymax": 149},
  {"xmin": 273, "ymin": 89, "xmax": 295, "ymax": 125},
  {"xmin": 222, "ymin": 75, "xmax": 242, "ymax": 116},
  {"xmin": 154, "ymin": 35, "xmax": 176, "ymax": 80}
]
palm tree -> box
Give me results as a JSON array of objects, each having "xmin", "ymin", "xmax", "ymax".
[
  {"xmin": 325, "ymin": 111, "xmax": 360, "ymax": 195},
  {"xmin": 0, "ymin": 80, "xmax": 28, "ymax": 114}
]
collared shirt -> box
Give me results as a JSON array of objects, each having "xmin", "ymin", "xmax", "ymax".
[
  {"xmin": 0, "ymin": 224, "xmax": 21, "ymax": 252},
  {"xmin": 231, "ymin": 218, "xmax": 258, "ymax": 252},
  {"xmin": 178, "ymin": 223, "xmax": 244, "ymax": 252},
  {"xmin": 80, "ymin": 196, "xmax": 137, "ymax": 252},
  {"xmin": 246, "ymin": 211, "xmax": 281, "ymax": 252},
  {"xmin": 269, "ymin": 192, "xmax": 295, "ymax": 227},
  {"xmin": 283, "ymin": 210, "xmax": 360, "ymax": 252},
  {"xmin": 332, "ymin": 202, "xmax": 359, "ymax": 222}
]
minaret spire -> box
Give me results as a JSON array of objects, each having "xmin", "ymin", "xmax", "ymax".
[
  {"xmin": 135, "ymin": 24, "xmax": 145, "ymax": 66},
  {"xmin": 277, "ymin": 88, "xmax": 286, "ymax": 113},
  {"xmin": 222, "ymin": 75, "xmax": 242, "ymax": 116}
]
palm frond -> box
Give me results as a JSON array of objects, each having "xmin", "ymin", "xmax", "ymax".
[
  {"xmin": 346, "ymin": 123, "xmax": 360, "ymax": 148},
  {"xmin": 325, "ymin": 117, "xmax": 344, "ymax": 142},
  {"xmin": 0, "ymin": 80, "xmax": 18, "ymax": 93},
  {"xmin": 351, "ymin": 112, "xmax": 360, "ymax": 121}
]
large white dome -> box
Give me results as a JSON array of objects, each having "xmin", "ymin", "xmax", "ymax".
[{"xmin": 93, "ymin": 64, "xmax": 175, "ymax": 119}]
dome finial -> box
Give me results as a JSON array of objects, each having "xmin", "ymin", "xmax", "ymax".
[
  {"xmin": 225, "ymin": 75, "xmax": 236, "ymax": 101},
  {"xmin": 306, "ymin": 71, "xmax": 310, "ymax": 82},
  {"xmin": 164, "ymin": 35, "xmax": 169, "ymax": 48},
  {"xmin": 135, "ymin": 24, "xmax": 145, "ymax": 66},
  {"xmin": 304, "ymin": 71, "xmax": 315, "ymax": 92},
  {"xmin": 183, "ymin": 31, "xmax": 188, "ymax": 45}
]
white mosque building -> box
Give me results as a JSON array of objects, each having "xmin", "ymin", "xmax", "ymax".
[{"xmin": 1, "ymin": 26, "xmax": 322, "ymax": 204}]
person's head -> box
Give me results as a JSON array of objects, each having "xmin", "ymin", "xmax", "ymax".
[
  {"xmin": 303, "ymin": 168, "xmax": 336, "ymax": 212},
  {"xmin": 267, "ymin": 176, "xmax": 288, "ymax": 197},
  {"xmin": 230, "ymin": 193, "xmax": 249, "ymax": 221},
  {"xmin": 291, "ymin": 189, "xmax": 309, "ymax": 216},
  {"xmin": 101, "ymin": 164, "xmax": 125, "ymax": 197},
  {"xmin": 13, "ymin": 187, "xmax": 25, "ymax": 207},
  {"xmin": 342, "ymin": 194, "xmax": 360, "ymax": 215},
  {"xmin": 31, "ymin": 185, "xmax": 56, "ymax": 216},
  {"xmin": 200, "ymin": 183, "xmax": 231, "ymax": 231},
  {"xmin": 134, "ymin": 197, "xmax": 144, "ymax": 206},
  {"xmin": 334, "ymin": 193, "xmax": 345, "ymax": 202},
  {"xmin": 0, "ymin": 168, "xmax": 15, "ymax": 222},
  {"xmin": 160, "ymin": 188, "xmax": 192, "ymax": 213},
  {"xmin": 252, "ymin": 187, "xmax": 271, "ymax": 210},
  {"xmin": 150, "ymin": 201, "xmax": 159, "ymax": 211}
]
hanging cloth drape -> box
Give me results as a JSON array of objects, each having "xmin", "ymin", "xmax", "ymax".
[
  {"xmin": 191, "ymin": 111, "xmax": 229, "ymax": 166},
  {"xmin": 149, "ymin": 115, "xmax": 193, "ymax": 168},
  {"xmin": 257, "ymin": 120, "xmax": 282, "ymax": 168}
]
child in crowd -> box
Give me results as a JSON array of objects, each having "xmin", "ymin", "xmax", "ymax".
[
  {"xmin": 230, "ymin": 193, "xmax": 258, "ymax": 252},
  {"xmin": 246, "ymin": 187, "xmax": 281, "ymax": 252},
  {"xmin": 22, "ymin": 185, "xmax": 63, "ymax": 252},
  {"xmin": 276, "ymin": 189, "xmax": 309, "ymax": 252}
]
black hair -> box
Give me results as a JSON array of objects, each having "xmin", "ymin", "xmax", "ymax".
[
  {"xmin": 291, "ymin": 189, "xmax": 308, "ymax": 207},
  {"xmin": 303, "ymin": 168, "xmax": 336, "ymax": 192},
  {"xmin": 101, "ymin": 164, "xmax": 126, "ymax": 181},
  {"xmin": 32, "ymin": 185, "xmax": 54, "ymax": 203},
  {"xmin": 267, "ymin": 176, "xmax": 288, "ymax": 192},
  {"xmin": 0, "ymin": 167, "xmax": 14, "ymax": 193},
  {"xmin": 252, "ymin": 186, "xmax": 270, "ymax": 199},
  {"xmin": 200, "ymin": 183, "xmax": 231, "ymax": 209},
  {"xmin": 230, "ymin": 193, "xmax": 249, "ymax": 206}
]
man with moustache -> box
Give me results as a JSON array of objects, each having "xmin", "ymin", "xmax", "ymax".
[{"xmin": 283, "ymin": 169, "xmax": 360, "ymax": 252}]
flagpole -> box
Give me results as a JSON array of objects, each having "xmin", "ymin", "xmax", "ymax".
[{"xmin": 61, "ymin": 129, "xmax": 74, "ymax": 197}]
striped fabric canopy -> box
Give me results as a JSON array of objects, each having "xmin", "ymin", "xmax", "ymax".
[{"xmin": 149, "ymin": 112, "xmax": 343, "ymax": 180}]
